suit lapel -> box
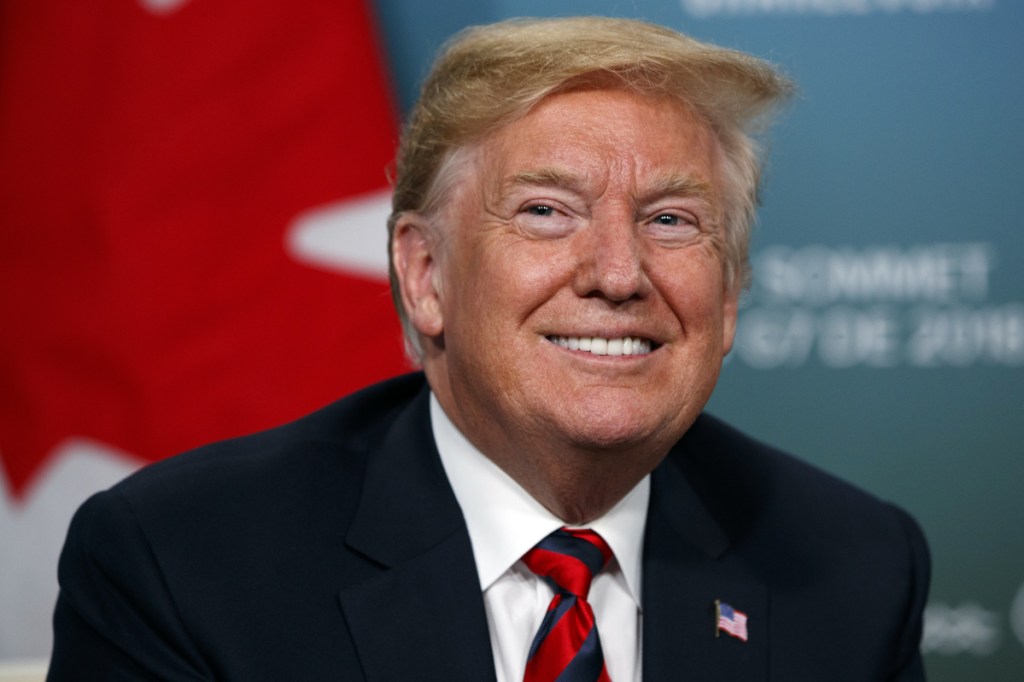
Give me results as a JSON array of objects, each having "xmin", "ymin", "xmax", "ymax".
[
  {"xmin": 643, "ymin": 443, "xmax": 768, "ymax": 682},
  {"xmin": 338, "ymin": 386, "xmax": 497, "ymax": 682},
  {"xmin": 339, "ymin": 530, "xmax": 496, "ymax": 681}
]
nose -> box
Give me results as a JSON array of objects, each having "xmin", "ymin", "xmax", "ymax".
[{"xmin": 572, "ymin": 214, "xmax": 650, "ymax": 302}]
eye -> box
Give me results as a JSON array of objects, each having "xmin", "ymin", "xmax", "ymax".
[
  {"xmin": 516, "ymin": 201, "xmax": 576, "ymax": 238},
  {"xmin": 647, "ymin": 211, "xmax": 701, "ymax": 244}
]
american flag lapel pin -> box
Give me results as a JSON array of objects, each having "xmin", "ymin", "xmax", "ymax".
[{"xmin": 714, "ymin": 599, "xmax": 749, "ymax": 642}]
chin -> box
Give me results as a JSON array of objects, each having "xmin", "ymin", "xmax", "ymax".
[{"xmin": 555, "ymin": 408, "xmax": 685, "ymax": 455}]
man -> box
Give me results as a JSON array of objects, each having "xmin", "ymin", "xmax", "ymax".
[{"xmin": 49, "ymin": 16, "xmax": 929, "ymax": 681}]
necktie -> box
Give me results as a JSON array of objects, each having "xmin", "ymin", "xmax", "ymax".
[{"xmin": 521, "ymin": 527, "xmax": 613, "ymax": 682}]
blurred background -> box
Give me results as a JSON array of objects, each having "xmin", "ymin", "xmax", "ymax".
[{"xmin": 1, "ymin": 0, "xmax": 1021, "ymax": 679}]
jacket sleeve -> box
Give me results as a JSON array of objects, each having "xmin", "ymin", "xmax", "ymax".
[
  {"xmin": 886, "ymin": 504, "xmax": 932, "ymax": 682},
  {"xmin": 48, "ymin": 489, "xmax": 213, "ymax": 681}
]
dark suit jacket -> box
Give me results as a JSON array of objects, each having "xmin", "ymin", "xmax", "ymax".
[{"xmin": 49, "ymin": 372, "xmax": 929, "ymax": 681}]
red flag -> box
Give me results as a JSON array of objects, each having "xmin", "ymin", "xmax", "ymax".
[{"xmin": 0, "ymin": 0, "xmax": 408, "ymax": 498}]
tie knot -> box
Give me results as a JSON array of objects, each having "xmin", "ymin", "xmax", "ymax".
[{"xmin": 522, "ymin": 527, "xmax": 612, "ymax": 599}]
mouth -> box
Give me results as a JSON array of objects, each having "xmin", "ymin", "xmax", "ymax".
[{"xmin": 545, "ymin": 335, "xmax": 656, "ymax": 356}]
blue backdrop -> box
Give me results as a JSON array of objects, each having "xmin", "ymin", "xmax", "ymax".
[{"xmin": 372, "ymin": 1, "xmax": 1024, "ymax": 679}]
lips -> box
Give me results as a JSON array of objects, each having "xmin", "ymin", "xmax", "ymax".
[{"xmin": 545, "ymin": 335, "xmax": 654, "ymax": 356}]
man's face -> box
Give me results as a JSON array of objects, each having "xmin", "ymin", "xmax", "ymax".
[{"xmin": 407, "ymin": 87, "xmax": 738, "ymax": 461}]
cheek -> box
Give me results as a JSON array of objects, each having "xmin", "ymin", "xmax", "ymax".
[
  {"xmin": 471, "ymin": 241, "xmax": 571, "ymax": 309},
  {"xmin": 654, "ymin": 251, "xmax": 730, "ymax": 330}
]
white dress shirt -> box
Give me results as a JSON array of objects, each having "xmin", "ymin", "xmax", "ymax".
[{"xmin": 430, "ymin": 394, "xmax": 649, "ymax": 682}]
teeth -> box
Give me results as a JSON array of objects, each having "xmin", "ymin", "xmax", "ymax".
[{"xmin": 547, "ymin": 335, "xmax": 652, "ymax": 356}]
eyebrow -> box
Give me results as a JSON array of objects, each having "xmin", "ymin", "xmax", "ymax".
[
  {"xmin": 501, "ymin": 167, "xmax": 589, "ymax": 199},
  {"xmin": 640, "ymin": 173, "xmax": 717, "ymax": 206}
]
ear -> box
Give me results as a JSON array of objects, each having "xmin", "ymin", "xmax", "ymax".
[
  {"xmin": 721, "ymin": 287, "xmax": 739, "ymax": 357},
  {"xmin": 392, "ymin": 213, "xmax": 445, "ymax": 338}
]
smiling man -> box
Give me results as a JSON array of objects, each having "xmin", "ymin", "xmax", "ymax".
[{"xmin": 50, "ymin": 17, "xmax": 930, "ymax": 682}]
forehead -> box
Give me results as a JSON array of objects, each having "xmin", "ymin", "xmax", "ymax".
[{"xmin": 476, "ymin": 87, "xmax": 723, "ymax": 197}]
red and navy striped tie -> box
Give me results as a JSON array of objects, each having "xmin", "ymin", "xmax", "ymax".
[{"xmin": 522, "ymin": 527, "xmax": 613, "ymax": 682}]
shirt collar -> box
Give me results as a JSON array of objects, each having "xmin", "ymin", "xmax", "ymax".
[{"xmin": 430, "ymin": 393, "xmax": 649, "ymax": 607}]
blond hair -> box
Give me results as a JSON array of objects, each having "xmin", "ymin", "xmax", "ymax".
[{"xmin": 388, "ymin": 16, "xmax": 793, "ymax": 356}]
